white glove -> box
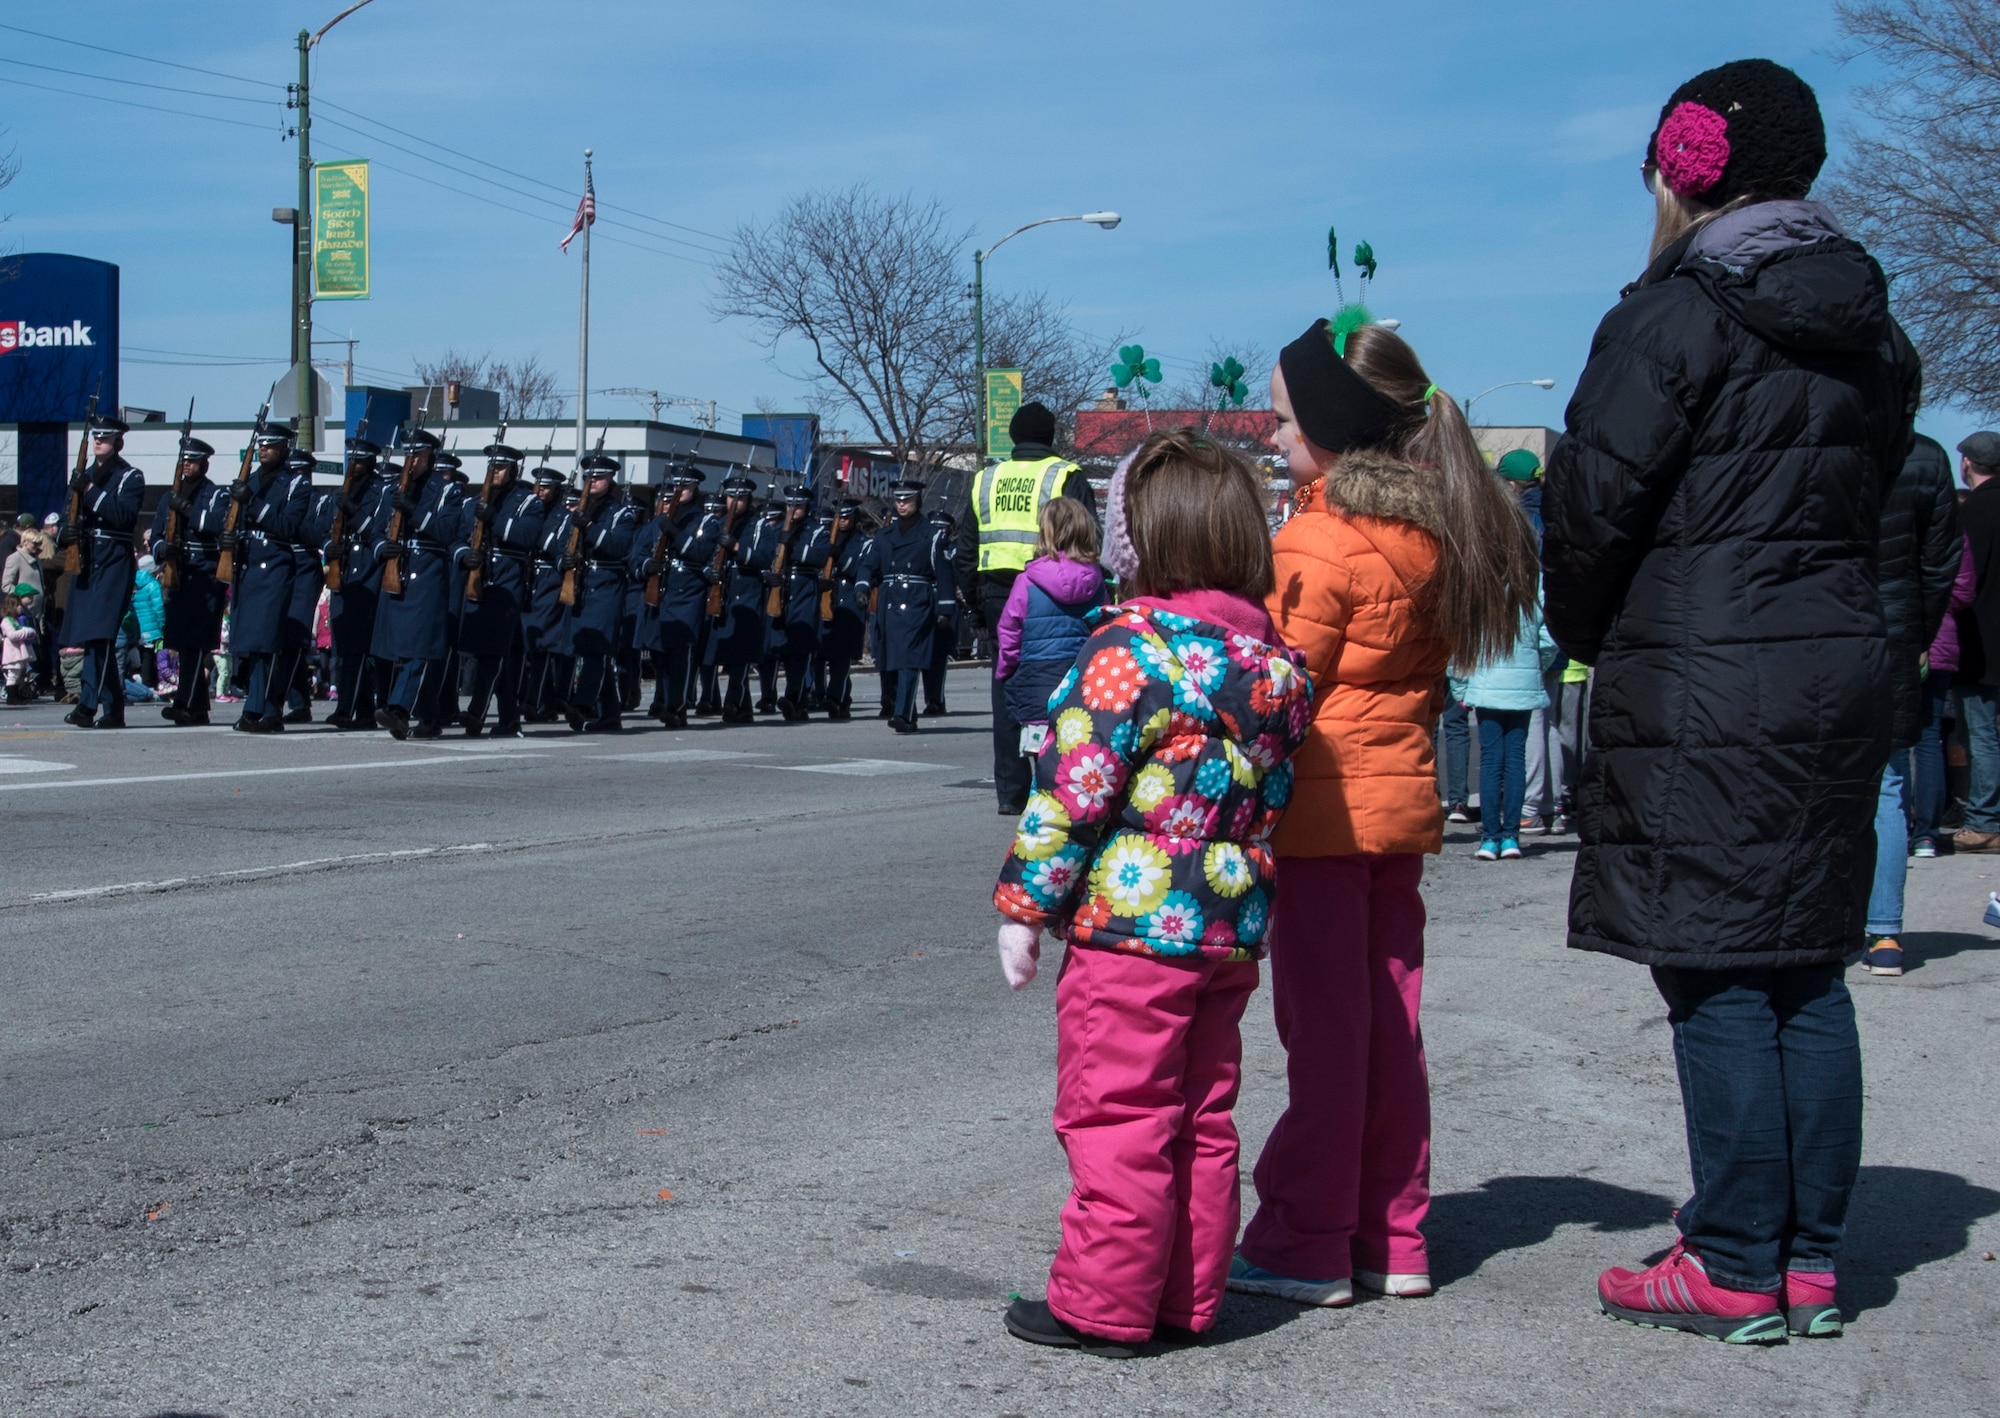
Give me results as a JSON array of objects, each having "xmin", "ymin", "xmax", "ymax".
[{"xmin": 998, "ymin": 922, "xmax": 1041, "ymax": 991}]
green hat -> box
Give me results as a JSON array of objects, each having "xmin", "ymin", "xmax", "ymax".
[
  {"xmin": 9, "ymin": 584, "xmax": 34, "ymax": 597},
  {"xmin": 1496, "ymin": 449, "xmax": 1542, "ymax": 481}
]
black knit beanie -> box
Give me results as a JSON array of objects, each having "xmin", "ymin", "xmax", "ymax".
[
  {"xmin": 1646, "ymin": 58, "xmax": 1825, "ymax": 204},
  {"xmin": 1009, "ymin": 401, "xmax": 1057, "ymax": 447},
  {"xmin": 1277, "ymin": 321, "xmax": 1401, "ymax": 456}
]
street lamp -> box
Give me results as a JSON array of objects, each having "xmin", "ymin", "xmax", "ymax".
[
  {"xmin": 286, "ymin": 0, "xmax": 379, "ymax": 451},
  {"xmin": 974, "ymin": 212, "xmax": 1121, "ymax": 458},
  {"xmin": 1463, "ymin": 378, "xmax": 1556, "ymax": 425}
]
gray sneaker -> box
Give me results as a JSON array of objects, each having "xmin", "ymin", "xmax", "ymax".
[{"xmin": 1226, "ymin": 1254, "xmax": 1353, "ymax": 1307}]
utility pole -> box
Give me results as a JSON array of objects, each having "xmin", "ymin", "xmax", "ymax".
[
  {"xmin": 289, "ymin": 27, "xmax": 314, "ymax": 449},
  {"xmin": 575, "ymin": 148, "xmax": 593, "ymax": 462}
]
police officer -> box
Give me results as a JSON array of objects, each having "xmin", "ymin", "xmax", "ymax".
[
  {"xmin": 432, "ymin": 450, "xmax": 472, "ymax": 725},
  {"xmin": 855, "ymin": 478, "xmax": 957, "ymax": 733},
  {"xmin": 705, "ymin": 473, "xmax": 777, "ymax": 724},
  {"xmin": 770, "ymin": 485, "xmax": 825, "ymax": 721},
  {"xmin": 453, "ymin": 439, "xmax": 544, "ymax": 738},
  {"xmin": 559, "ymin": 452, "xmax": 638, "ymax": 732},
  {"xmin": 753, "ymin": 492, "xmax": 791, "ymax": 714},
  {"xmin": 369, "ymin": 429, "xmax": 463, "ymax": 739},
  {"xmin": 221, "ymin": 423, "xmax": 311, "ymax": 732},
  {"xmin": 819, "ymin": 498, "xmax": 870, "ymax": 721},
  {"xmin": 634, "ymin": 464, "xmax": 714, "ymax": 728},
  {"xmin": 147, "ymin": 431, "xmax": 231, "ymax": 725},
  {"xmin": 278, "ymin": 446, "xmax": 329, "ymax": 722},
  {"xmin": 56, "ymin": 414, "xmax": 145, "ymax": 728},
  {"xmin": 923, "ymin": 505, "xmax": 960, "ymax": 717},
  {"xmin": 520, "ymin": 461, "xmax": 574, "ymax": 721},
  {"xmin": 323, "ymin": 434, "xmax": 392, "ymax": 730},
  {"xmin": 957, "ymin": 401, "xmax": 1094, "ymax": 808}
]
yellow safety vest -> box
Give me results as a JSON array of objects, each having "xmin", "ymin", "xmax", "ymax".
[{"xmin": 973, "ymin": 456, "xmax": 1077, "ymax": 573}]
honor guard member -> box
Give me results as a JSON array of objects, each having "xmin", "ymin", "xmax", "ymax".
[
  {"xmin": 432, "ymin": 450, "xmax": 471, "ymax": 724},
  {"xmin": 923, "ymin": 505, "xmax": 960, "ymax": 716},
  {"xmin": 279, "ymin": 446, "xmax": 330, "ymax": 722},
  {"xmin": 616, "ymin": 485, "xmax": 658, "ymax": 716},
  {"xmin": 521, "ymin": 461, "xmax": 574, "ymax": 721},
  {"xmin": 148, "ymin": 432, "xmax": 231, "ymax": 724},
  {"xmin": 854, "ymin": 478, "xmax": 957, "ymax": 733},
  {"xmin": 818, "ymin": 498, "xmax": 871, "ymax": 720},
  {"xmin": 628, "ymin": 475, "xmax": 680, "ymax": 722},
  {"xmin": 634, "ymin": 464, "xmax": 713, "ymax": 727},
  {"xmin": 220, "ymin": 424, "xmax": 311, "ymax": 732},
  {"xmin": 369, "ymin": 429, "xmax": 464, "ymax": 738},
  {"xmin": 452, "ymin": 438, "xmax": 544, "ymax": 737},
  {"xmin": 957, "ymin": 400, "xmax": 1094, "ymax": 809},
  {"xmin": 706, "ymin": 473, "xmax": 778, "ymax": 724},
  {"xmin": 324, "ymin": 433, "xmax": 392, "ymax": 729},
  {"xmin": 770, "ymin": 485, "xmax": 825, "ymax": 720},
  {"xmin": 57, "ymin": 414, "xmax": 145, "ymax": 728},
  {"xmin": 559, "ymin": 452, "xmax": 638, "ymax": 731},
  {"xmin": 754, "ymin": 493, "xmax": 791, "ymax": 714}
]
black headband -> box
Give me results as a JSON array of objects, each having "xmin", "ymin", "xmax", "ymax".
[{"xmin": 1278, "ymin": 319, "xmax": 1402, "ymax": 455}]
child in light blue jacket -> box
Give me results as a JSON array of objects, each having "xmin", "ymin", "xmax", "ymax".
[{"xmin": 1449, "ymin": 604, "xmax": 1558, "ymax": 859}]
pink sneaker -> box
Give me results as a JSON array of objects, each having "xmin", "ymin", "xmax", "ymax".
[
  {"xmin": 1783, "ymin": 1271, "xmax": 1841, "ymax": 1337},
  {"xmin": 1597, "ymin": 1242, "xmax": 1786, "ymax": 1344}
]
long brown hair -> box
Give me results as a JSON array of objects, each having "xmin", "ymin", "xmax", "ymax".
[
  {"xmin": 1340, "ymin": 324, "xmax": 1539, "ymax": 667},
  {"xmin": 1125, "ymin": 429, "xmax": 1275, "ymax": 601},
  {"xmin": 1034, "ymin": 495, "xmax": 1101, "ymax": 561}
]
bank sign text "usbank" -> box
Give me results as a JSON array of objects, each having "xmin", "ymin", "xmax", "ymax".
[{"xmin": 0, "ymin": 320, "xmax": 95, "ymax": 354}]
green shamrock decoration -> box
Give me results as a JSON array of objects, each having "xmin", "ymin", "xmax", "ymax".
[
  {"xmin": 1110, "ymin": 344, "xmax": 1162, "ymax": 400},
  {"xmin": 1327, "ymin": 225, "xmax": 1345, "ymax": 305},
  {"xmin": 1354, "ymin": 241, "xmax": 1378, "ymax": 285},
  {"xmin": 1210, "ymin": 356, "xmax": 1249, "ymax": 411}
]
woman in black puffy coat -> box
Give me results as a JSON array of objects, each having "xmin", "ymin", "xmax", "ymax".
[{"xmin": 1541, "ymin": 60, "xmax": 1920, "ymax": 1343}]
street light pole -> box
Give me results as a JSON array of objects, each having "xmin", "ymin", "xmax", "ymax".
[
  {"xmin": 972, "ymin": 211, "xmax": 1120, "ymax": 459},
  {"xmin": 1463, "ymin": 378, "xmax": 1557, "ymax": 425}
]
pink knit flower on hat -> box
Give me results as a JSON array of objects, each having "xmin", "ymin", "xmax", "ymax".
[{"xmin": 1655, "ymin": 101, "xmax": 1730, "ymax": 196}]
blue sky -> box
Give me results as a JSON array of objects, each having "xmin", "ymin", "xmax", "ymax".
[{"xmin": 0, "ymin": 0, "xmax": 1983, "ymax": 455}]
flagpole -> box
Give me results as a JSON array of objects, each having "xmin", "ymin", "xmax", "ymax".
[{"xmin": 575, "ymin": 148, "xmax": 593, "ymax": 465}]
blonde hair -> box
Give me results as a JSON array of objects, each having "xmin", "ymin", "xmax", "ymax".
[
  {"xmin": 1123, "ymin": 429, "xmax": 1275, "ymax": 601},
  {"xmin": 1034, "ymin": 495, "xmax": 1100, "ymax": 561},
  {"xmin": 1648, "ymin": 173, "xmax": 1749, "ymax": 262}
]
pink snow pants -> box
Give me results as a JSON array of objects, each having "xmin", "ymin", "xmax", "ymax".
[
  {"xmin": 1240, "ymin": 852, "xmax": 1432, "ymax": 1280},
  {"xmin": 1045, "ymin": 943, "xmax": 1259, "ymax": 1343}
]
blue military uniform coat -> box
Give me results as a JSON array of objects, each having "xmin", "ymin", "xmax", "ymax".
[
  {"xmin": 855, "ymin": 516, "xmax": 957, "ymax": 672},
  {"xmin": 646, "ymin": 504, "xmax": 725, "ymax": 650},
  {"xmin": 710, "ymin": 511, "xmax": 782, "ymax": 667},
  {"xmin": 776, "ymin": 517, "xmax": 831, "ymax": 657},
  {"xmin": 455, "ymin": 481, "xmax": 545, "ymax": 658},
  {"xmin": 150, "ymin": 475, "xmax": 231, "ymax": 650},
  {"xmin": 326, "ymin": 470, "xmax": 393, "ymax": 656},
  {"xmin": 285, "ymin": 491, "xmax": 333, "ymax": 650},
  {"xmin": 369, "ymin": 472, "xmax": 465, "ymax": 663},
  {"xmin": 526, "ymin": 499, "xmax": 572, "ymax": 654},
  {"xmin": 561, "ymin": 494, "xmax": 638, "ymax": 655},
  {"xmin": 59, "ymin": 457, "xmax": 145, "ymax": 643},
  {"xmin": 823, "ymin": 524, "xmax": 872, "ymax": 661},
  {"xmin": 226, "ymin": 465, "xmax": 312, "ymax": 656}
]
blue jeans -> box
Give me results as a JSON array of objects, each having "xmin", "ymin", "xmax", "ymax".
[
  {"xmin": 1910, "ymin": 678, "xmax": 1953, "ymax": 843},
  {"xmin": 1866, "ymin": 752, "xmax": 1908, "ymax": 937},
  {"xmin": 1960, "ymin": 683, "xmax": 2000, "ymax": 832},
  {"xmin": 1437, "ymin": 698, "xmax": 1470, "ymax": 806},
  {"xmin": 1476, "ymin": 708, "xmax": 1531, "ymax": 841},
  {"xmin": 1650, "ymin": 962, "xmax": 1863, "ymax": 1291}
]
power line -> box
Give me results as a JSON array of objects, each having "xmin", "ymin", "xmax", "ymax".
[
  {"xmin": 0, "ymin": 20, "xmax": 280, "ymax": 89},
  {"xmin": 0, "ymin": 53, "xmax": 276, "ymax": 106},
  {"xmin": 0, "ymin": 74, "xmax": 277, "ymax": 132}
]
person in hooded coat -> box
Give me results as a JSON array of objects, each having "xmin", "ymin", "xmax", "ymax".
[{"xmin": 1541, "ymin": 60, "xmax": 1921, "ymax": 1343}]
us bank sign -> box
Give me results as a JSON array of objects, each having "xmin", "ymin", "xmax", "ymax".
[{"xmin": 0, "ymin": 253, "xmax": 120, "ymax": 424}]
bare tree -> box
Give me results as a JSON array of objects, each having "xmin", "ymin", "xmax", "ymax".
[
  {"xmin": 413, "ymin": 347, "xmax": 492, "ymax": 390},
  {"xmin": 1823, "ymin": 0, "xmax": 2000, "ymax": 413},
  {"xmin": 491, "ymin": 354, "xmax": 565, "ymax": 420},
  {"xmin": 1160, "ymin": 339, "xmax": 1275, "ymax": 413},
  {"xmin": 711, "ymin": 183, "xmax": 1113, "ymax": 481}
]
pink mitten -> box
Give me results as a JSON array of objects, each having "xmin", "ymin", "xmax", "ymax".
[{"xmin": 997, "ymin": 922, "xmax": 1041, "ymax": 990}]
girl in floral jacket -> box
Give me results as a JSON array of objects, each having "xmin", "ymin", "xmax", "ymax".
[{"xmin": 994, "ymin": 430, "xmax": 1313, "ymax": 1357}]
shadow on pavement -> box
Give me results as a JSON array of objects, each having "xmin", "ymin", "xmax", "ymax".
[
  {"xmin": 1427, "ymin": 1174, "xmax": 1677, "ymax": 1287},
  {"xmin": 1897, "ymin": 930, "xmax": 1999, "ymax": 972},
  {"xmin": 1840, "ymin": 1165, "xmax": 2000, "ymax": 1315}
]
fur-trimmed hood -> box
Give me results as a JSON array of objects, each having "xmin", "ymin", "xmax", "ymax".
[{"xmin": 1312, "ymin": 451, "xmax": 1447, "ymax": 538}]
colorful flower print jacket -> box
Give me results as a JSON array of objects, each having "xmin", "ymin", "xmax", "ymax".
[{"xmin": 993, "ymin": 602, "xmax": 1313, "ymax": 962}]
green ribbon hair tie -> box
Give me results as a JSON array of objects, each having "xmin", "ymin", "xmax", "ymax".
[{"xmin": 1423, "ymin": 383, "xmax": 1441, "ymax": 403}]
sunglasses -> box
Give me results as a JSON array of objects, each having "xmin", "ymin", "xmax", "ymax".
[{"xmin": 1640, "ymin": 158, "xmax": 1658, "ymax": 194}]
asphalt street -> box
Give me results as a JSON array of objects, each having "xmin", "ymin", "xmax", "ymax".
[{"xmin": 1, "ymin": 671, "xmax": 1996, "ymax": 1417}]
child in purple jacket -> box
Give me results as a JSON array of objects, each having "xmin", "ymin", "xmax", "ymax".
[{"xmin": 993, "ymin": 497, "xmax": 1108, "ymax": 736}]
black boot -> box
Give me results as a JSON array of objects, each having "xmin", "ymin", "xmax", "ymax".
[
  {"xmin": 375, "ymin": 706, "xmax": 410, "ymax": 740},
  {"xmin": 1001, "ymin": 1299, "xmax": 1137, "ymax": 1359},
  {"xmin": 64, "ymin": 705, "xmax": 96, "ymax": 728}
]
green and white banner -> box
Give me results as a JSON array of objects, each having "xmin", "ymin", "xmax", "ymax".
[{"xmin": 313, "ymin": 160, "xmax": 370, "ymax": 300}]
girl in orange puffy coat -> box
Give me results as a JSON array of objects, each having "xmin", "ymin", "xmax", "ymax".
[{"xmin": 1229, "ymin": 315, "xmax": 1539, "ymax": 1307}]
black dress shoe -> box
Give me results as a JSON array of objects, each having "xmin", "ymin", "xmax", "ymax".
[
  {"xmin": 236, "ymin": 714, "xmax": 280, "ymax": 734},
  {"xmin": 584, "ymin": 716, "xmax": 624, "ymax": 733},
  {"xmin": 282, "ymin": 705, "xmax": 313, "ymax": 724},
  {"xmin": 877, "ymin": 704, "xmax": 894, "ymax": 718},
  {"xmin": 777, "ymin": 698, "xmax": 807, "ymax": 722},
  {"xmin": 827, "ymin": 706, "xmax": 851, "ymax": 721},
  {"xmin": 183, "ymin": 711, "xmax": 211, "ymax": 726},
  {"xmin": 93, "ymin": 713, "xmax": 127, "ymax": 729},
  {"xmin": 888, "ymin": 716, "xmax": 918, "ymax": 734},
  {"xmin": 923, "ymin": 702, "xmax": 946, "ymax": 717},
  {"xmin": 408, "ymin": 720, "xmax": 444, "ymax": 739},
  {"xmin": 1002, "ymin": 1299, "xmax": 1136, "ymax": 1359},
  {"xmin": 325, "ymin": 710, "xmax": 354, "ymax": 730},
  {"xmin": 459, "ymin": 714, "xmax": 484, "ymax": 738},
  {"xmin": 492, "ymin": 719, "xmax": 524, "ymax": 739},
  {"xmin": 63, "ymin": 706, "xmax": 96, "ymax": 728},
  {"xmin": 564, "ymin": 704, "xmax": 588, "ymax": 733},
  {"xmin": 998, "ymin": 798, "xmax": 1028, "ymax": 817},
  {"xmin": 375, "ymin": 706, "xmax": 410, "ymax": 740}
]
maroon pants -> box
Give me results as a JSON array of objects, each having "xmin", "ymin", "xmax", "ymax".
[
  {"xmin": 1240, "ymin": 853, "xmax": 1432, "ymax": 1279},
  {"xmin": 1045, "ymin": 944, "xmax": 1259, "ymax": 1342}
]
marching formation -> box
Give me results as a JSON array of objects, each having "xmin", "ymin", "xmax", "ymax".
[{"xmin": 57, "ymin": 415, "xmax": 962, "ymax": 738}]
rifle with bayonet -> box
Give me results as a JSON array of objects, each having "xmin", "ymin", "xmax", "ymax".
[
  {"xmin": 818, "ymin": 507, "xmax": 849, "ymax": 623},
  {"xmin": 559, "ymin": 429, "xmax": 607, "ymax": 608},
  {"xmin": 155, "ymin": 397, "xmax": 197, "ymax": 593},
  {"xmin": 705, "ymin": 471, "xmax": 748, "ymax": 620},
  {"xmin": 642, "ymin": 484, "xmax": 680, "ymax": 610},
  {"xmin": 215, "ymin": 383, "xmax": 275, "ymax": 586},
  {"xmin": 380, "ymin": 417, "xmax": 431, "ymax": 597},
  {"xmin": 463, "ymin": 418, "xmax": 508, "ymax": 603},
  {"xmin": 323, "ymin": 411, "xmax": 373, "ymax": 594},
  {"xmin": 58, "ymin": 376, "xmax": 104, "ymax": 580},
  {"xmin": 765, "ymin": 510, "xmax": 793, "ymax": 620}
]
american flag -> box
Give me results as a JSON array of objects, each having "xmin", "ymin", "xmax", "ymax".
[{"xmin": 561, "ymin": 172, "xmax": 596, "ymax": 253}]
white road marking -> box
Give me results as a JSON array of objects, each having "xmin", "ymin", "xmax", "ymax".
[
  {"xmin": 767, "ymin": 758, "xmax": 943, "ymax": 777},
  {"xmin": 27, "ymin": 842, "xmax": 499, "ymax": 903},
  {"xmin": 0, "ymin": 757, "xmax": 76, "ymax": 775},
  {"xmin": 0, "ymin": 754, "xmax": 541, "ymax": 794},
  {"xmin": 596, "ymin": 750, "xmax": 766, "ymax": 764},
  {"xmin": 420, "ymin": 740, "xmax": 580, "ymax": 753}
]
